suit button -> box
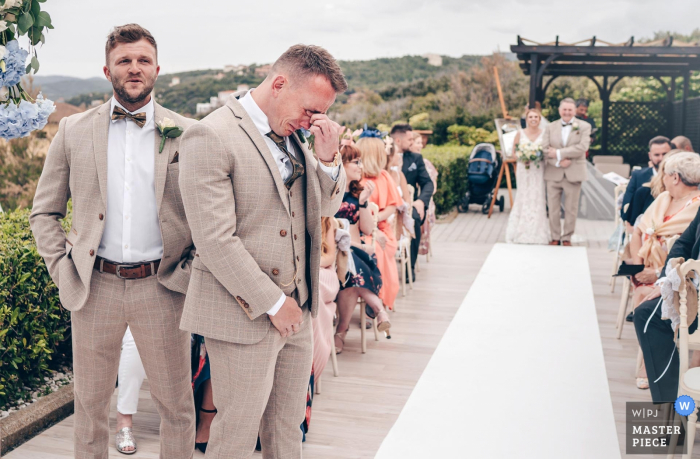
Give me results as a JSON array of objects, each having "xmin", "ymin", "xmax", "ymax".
[
  {"xmin": 99, "ymin": 213, "xmax": 104, "ymax": 220},
  {"xmin": 335, "ymin": 188, "xmax": 340, "ymax": 195},
  {"xmin": 296, "ymin": 278, "xmax": 301, "ymax": 284},
  {"xmin": 89, "ymin": 249, "xmax": 95, "ymax": 256},
  {"xmin": 236, "ymin": 296, "xmax": 242, "ymax": 301},
  {"xmin": 290, "ymin": 191, "xmax": 293, "ymax": 197},
  {"xmin": 280, "ymin": 230, "xmax": 287, "ymax": 237},
  {"xmin": 244, "ymin": 303, "xmax": 249, "ymax": 309},
  {"xmin": 272, "ymin": 268, "xmax": 279, "ymax": 275},
  {"xmin": 292, "ymin": 212, "xmax": 295, "ymax": 217},
  {"xmin": 296, "ymin": 256, "xmax": 300, "ymax": 261},
  {"xmin": 294, "ymin": 234, "xmax": 297, "ymax": 240}
]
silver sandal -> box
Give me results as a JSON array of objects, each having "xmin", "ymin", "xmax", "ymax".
[{"xmin": 115, "ymin": 427, "xmax": 137, "ymax": 455}]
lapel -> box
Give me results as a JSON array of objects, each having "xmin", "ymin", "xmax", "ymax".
[
  {"xmin": 227, "ymin": 95, "xmax": 291, "ymax": 215},
  {"xmin": 291, "ymin": 133, "xmax": 321, "ymax": 232},
  {"xmin": 92, "ymin": 101, "xmax": 111, "ymax": 207},
  {"xmin": 153, "ymin": 103, "xmax": 173, "ymax": 212},
  {"xmin": 553, "ymin": 121, "xmax": 564, "ymax": 148}
]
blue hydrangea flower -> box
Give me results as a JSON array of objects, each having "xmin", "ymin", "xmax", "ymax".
[
  {"xmin": 0, "ymin": 94, "xmax": 55, "ymax": 140},
  {"xmin": 0, "ymin": 40, "xmax": 28, "ymax": 88}
]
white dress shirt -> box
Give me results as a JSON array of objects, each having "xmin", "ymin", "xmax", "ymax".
[
  {"xmin": 555, "ymin": 119, "xmax": 574, "ymax": 168},
  {"xmin": 238, "ymin": 90, "xmax": 339, "ymax": 316},
  {"xmin": 98, "ymin": 97, "xmax": 163, "ymax": 263}
]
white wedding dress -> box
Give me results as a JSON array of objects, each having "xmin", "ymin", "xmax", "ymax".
[{"xmin": 505, "ymin": 130, "xmax": 550, "ymax": 244}]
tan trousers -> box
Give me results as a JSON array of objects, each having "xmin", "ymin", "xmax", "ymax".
[
  {"xmin": 546, "ymin": 178, "xmax": 582, "ymax": 242},
  {"xmin": 205, "ymin": 307, "xmax": 312, "ymax": 459},
  {"xmin": 70, "ymin": 270, "xmax": 195, "ymax": 459}
]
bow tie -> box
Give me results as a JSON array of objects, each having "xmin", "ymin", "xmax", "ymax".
[
  {"xmin": 562, "ymin": 122, "xmax": 572, "ymax": 127},
  {"xmin": 112, "ymin": 106, "xmax": 147, "ymax": 128}
]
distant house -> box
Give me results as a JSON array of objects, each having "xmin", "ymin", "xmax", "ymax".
[
  {"xmin": 48, "ymin": 102, "xmax": 84, "ymax": 124},
  {"xmin": 214, "ymin": 72, "xmax": 225, "ymax": 80},
  {"xmin": 170, "ymin": 77, "xmax": 180, "ymax": 87},
  {"xmin": 196, "ymin": 103, "xmax": 212, "ymax": 115},
  {"xmin": 217, "ymin": 90, "xmax": 236, "ymax": 105},
  {"xmin": 224, "ymin": 64, "xmax": 247, "ymax": 75},
  {"xmin": 255, "ymin": 64, "xmax": 272, "ymax": 77},
  {"xmin": 422, "ymin": 53, "xmax": 443, "ymax": 67}
]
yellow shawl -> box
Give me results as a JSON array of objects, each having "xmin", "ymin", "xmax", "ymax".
[{"xmin": 637, "ymin": 191, "xmax": 700, "ymax": 269}]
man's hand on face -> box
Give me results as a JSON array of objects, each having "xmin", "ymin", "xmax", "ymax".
[
  {"xmin": 309, "ymin": 114, "xmax": 342, "ymax": 162},
  {"xmin": 269, "ymin": 296, "xmax": 303, "ymax": 338}
]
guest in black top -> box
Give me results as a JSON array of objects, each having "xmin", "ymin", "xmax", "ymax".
[
  {"xmin": 390, "ymin": 124, "xmax": 434, "ymax": 279},
  {"xmin": 621, "ymin": 136, "xmax": 673, "ymax": 221}
]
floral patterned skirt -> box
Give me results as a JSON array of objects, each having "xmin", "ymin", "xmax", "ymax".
[{"xmin": 340, "ymin": 246, "xmax": 383, "ymax": 295}]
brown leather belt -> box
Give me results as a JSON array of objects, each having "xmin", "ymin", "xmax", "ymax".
[{"xmin": 94, "ymin": 256, "xmax": 160, "ymax": 279}]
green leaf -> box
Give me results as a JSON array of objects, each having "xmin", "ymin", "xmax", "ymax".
[
  {"xmin": 17, "ymin": 12, "xmax": 33, "ymax": 34},
  {"xmin": 30, "ymin": 0, "xmax": 40, "ymax": 17},
  {"xmin": 34, "ymin": 11, "xmax": 51, "ymax": 28},
  {"xmin": 25, "ymin": 63, "xmax": 31, "ymax": 74}
]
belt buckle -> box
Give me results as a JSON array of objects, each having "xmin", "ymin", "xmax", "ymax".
[{"xmin": 115, "ymin": 264, "xmax": 138, "ymax": 279}]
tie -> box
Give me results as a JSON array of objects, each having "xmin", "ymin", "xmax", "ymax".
[
  {"xmin": 562, "ymin": 122, "xmax": 572, "ymax": 127},
  {"xmin": 267, "ymin": 131, "xmax": 305, "ymax": 190},
  {"xmin": 112, "ymin": 106, "xmax": 147, "ymax": 128}
]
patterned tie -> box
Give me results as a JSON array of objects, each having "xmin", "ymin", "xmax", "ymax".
[
  {"xmin": 267, "ymin": 131, "xmax": 305, "ymax": 190},
  {"xmin": 112, "ymin": 106, "xmax": 147, "ymax": 128}
]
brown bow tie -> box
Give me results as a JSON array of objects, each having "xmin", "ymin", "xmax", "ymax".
[
  {"xmin": 267, "ymin": 131, "xmax": 305, "ymax": 190},
  {"xmin": 112, "ymin": 106, "xmax": 147, "ymax": 128}
]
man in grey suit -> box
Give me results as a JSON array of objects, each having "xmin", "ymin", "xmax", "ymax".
[
  {"xmin": 30, "ymin": 24, "xmax": 196, "ymax": 458},
  {"xmin": 542, "ymin": 97, "xmax": 591, "ymax": 246},
  {"xmin": 178, "ymin": 45, "xmax": 347, "ymax": 458}
]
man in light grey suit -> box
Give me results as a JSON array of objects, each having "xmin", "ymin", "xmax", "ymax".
[
  {"xmin": 30, "ymin": 24, "xmax": 196, "ymax": 458},
  {"xmin": 542, "ymin": 97, "xmax": 591, "ymax": 246},
  {"xmin": 178, "ymin": 45, "xmax": 347, "ymax": 458}
]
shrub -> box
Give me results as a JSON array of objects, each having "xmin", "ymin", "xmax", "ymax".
[
  {"xmin": 446, "ymin": 124, "xmax": 499, "ymax": 147},
  {"xmin": 0, "ymin": 205, "xmax": 72, "ymax": 407},
  {"xmin": 423, "ymin": 144, "xmax": 472, "ymax": 215}
]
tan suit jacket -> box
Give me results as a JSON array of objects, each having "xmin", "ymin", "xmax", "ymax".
[
  {"xmin": 542, "ymin": 118, "xmax": 591, "ymax": 183},
  {"xmin": 30, "ymin": 100, "xmax": 197, "ymax": 311},
  {"xmin": 178, "ymin": 90, "xmax": 346, "ymax": 345}
]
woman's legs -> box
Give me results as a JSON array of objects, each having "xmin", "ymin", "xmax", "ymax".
[
  {"xmin": 357, "ymin": 288, "xmax": 390, "ymax": 326},
  {"xmin": 116, "ymin": 326, "xmax": 146, "ymax": 452},
  {"xmin": 195, "ymin": 379, "xmax": 216, "ymax": 444},
  {"xmin": 336, "ymin": 288, "xmax": 360, "ymax": 335}
]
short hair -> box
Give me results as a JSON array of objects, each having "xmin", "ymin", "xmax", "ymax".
[
  {"xmin": 649, "ymin": 135, "xmax": 673, "ymax": 150},
  {"xmin": 672, "ymin": 135, "xmax": 694, "ymax": 152},
  {"xmin": 663, "ymin": 152, "xmax": 700, "ymax": 187},
  {"xmin": 575, "ymin": 98, "xmax": 589, "ymax": 108},
  {"xmin": 560, "ymin": 97, "xmax": 576, "ymax": 107},
  {"xmin": 648, "ymin": 149, "xmax": 684, "ymax": 198},
  {"xmin": 340, "ymin": 144, "xmax": 361, "ymax": 164},
  {"xmin": 105, "ymin": 24, "xmax": 157, "ymax": 64},
  {"xmin": 356, "ymin": 137, "xmax": 386, "ymax": 178},
  {"xmin": 271, "ymin": 44, "xmax": 347, "ymax": 93},
  {"xmin": 390, "ymin": 124, "xmax": 413, "ymax": 136}
]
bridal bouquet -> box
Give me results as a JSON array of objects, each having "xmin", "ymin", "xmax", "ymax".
[
  {"xmin": 0, "ymin": 0, "xmax": 55, "ymax": 140},
  {"xmin": 515, "ymin": 142, "xmax": 543, "ymax": 170}
]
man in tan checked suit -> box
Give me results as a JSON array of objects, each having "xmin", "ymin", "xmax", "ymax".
[
  {"xmin": 542, "ymin": 97, "xmax": 591, "ymax": 246},
  {"xmin": 30, "ymin": 25, "xmax": 195, "ymax": 458},
  {"xmin": 179, "ymin": 44, "xmax": 347, "ymax": 458}
]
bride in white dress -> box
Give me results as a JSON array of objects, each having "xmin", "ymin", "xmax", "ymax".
[{"xmin": 505, "ymin": 109, "xmax": 550, "ymax": 244}]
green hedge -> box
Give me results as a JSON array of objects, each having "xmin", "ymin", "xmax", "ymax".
[
  {"xmin": 423, "ymin": 145, "xmax": 472, "ymax": 215},
  {"xmin": 0, "ymin": 206, "xmax": 72, "ymax": 407}
]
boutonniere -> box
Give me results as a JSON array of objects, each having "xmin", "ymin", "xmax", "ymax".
[
  {"xmin": 572, "ymin": 123, "xmax": 580, "ymax": 131},
  {"xmin": 296, "ymin": 128, "xmax": 315, "ymax": 151},
  {"xmin": 156, "ymin": 118, "xmax": 184, "ymax": 153}
]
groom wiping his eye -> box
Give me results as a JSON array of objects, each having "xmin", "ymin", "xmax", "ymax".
[{"xmin": 178, "ymin": 44, "xmax": 347, "ymax": 457}]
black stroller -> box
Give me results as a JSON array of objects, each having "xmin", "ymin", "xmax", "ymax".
[{"xmin": 457, "ymin": 143, "xmax": 504, "ymax": 214}]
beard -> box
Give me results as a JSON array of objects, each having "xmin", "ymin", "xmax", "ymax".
[{"xmin": 112, "ymin": 77, "xmax": 155, "ymax": 106}]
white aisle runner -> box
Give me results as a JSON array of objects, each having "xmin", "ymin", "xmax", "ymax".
[{"xmin": 375, "ymin": 243, "xmax": 620, "ymax": 459}]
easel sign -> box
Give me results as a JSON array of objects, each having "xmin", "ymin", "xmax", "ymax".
[{"xmin": 494, "ymin": 118, "xmax": 520, "ymax": 159}]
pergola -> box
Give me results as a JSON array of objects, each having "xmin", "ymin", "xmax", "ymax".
[{"xmin": 511, "ymin": 36, "xmax": 700, "ymax": 155}]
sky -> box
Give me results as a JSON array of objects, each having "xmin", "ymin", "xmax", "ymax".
[{"xmin": 34, "ymin": 0, "xmax": 699, "ymax": 78}]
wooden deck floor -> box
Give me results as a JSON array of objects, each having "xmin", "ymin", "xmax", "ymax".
[{"xmin": 6, "ymin": 193, "xmax": 658, "ymax": 458}]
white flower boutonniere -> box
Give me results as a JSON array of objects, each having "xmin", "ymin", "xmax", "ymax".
[
  {"xmin": 156, "ymin": 118, "xmax": 184, "ymax": 153},
  {"xmin": 572, "ymin": 123, "xmax": 580, "ymax": 131}
]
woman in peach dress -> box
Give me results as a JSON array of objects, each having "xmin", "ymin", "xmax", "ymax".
[{"xmin": 356, "ymin": 137, "xmax": 402, "ymax": 310}]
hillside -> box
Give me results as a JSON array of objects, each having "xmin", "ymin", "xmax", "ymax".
[{"xmin": 32, "ymin": 75, "xmax": 113, "ymax": 100}]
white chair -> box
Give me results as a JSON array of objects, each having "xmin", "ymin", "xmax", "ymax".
[
  {"xmin": 396, "ymin": 185, "xmax": 415, "ymax": 298},
  {"xmin": 667, "ymin": 258, "xmax": 700, "ymax": 458},
  {"xmin": 610, "ymin": 183, "xmax": 628, "ymax": 293},
  {"xmin": 595, "ymin": 162, "xmax": 631, "ymax": 179}
]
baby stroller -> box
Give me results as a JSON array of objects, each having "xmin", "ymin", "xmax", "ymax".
[{"xmin": 457, "ymin": 143, "xmax": 504, "ymax": 214}]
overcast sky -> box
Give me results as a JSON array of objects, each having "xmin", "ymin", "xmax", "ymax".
[{"xmin": 36, "ymin": 0, "xmax": 697, "ymax": 78}]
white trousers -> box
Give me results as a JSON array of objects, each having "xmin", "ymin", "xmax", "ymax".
[{"xmin": 116, "ymin": 326, "xmax": 146, "ymax": 415}]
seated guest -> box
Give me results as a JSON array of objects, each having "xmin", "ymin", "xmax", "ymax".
[
  {"xmin": 334, "ymin": 144, "xmax": 391, "ymax": 353},
  {"xmin": 631, "ymin": 152, "xmax": 700, "ymax": 391},
  {"xmin": 357, "ymin": 137, "xmax": 402, "ymax": 312},
  {"xmin": 622, "ymin": 136, "xmax": 674, "ymax": 223},
  {"xmin": 624, "ymin": 149, "xmax": 685, "ymax": 227},
  {"xmin": 672, "ymin": 135, "xmax": 694, "ymax": 152},
  {"xmin": 390, "ymin": 124, "xmax": 435, "ymax": 281},
  {"xmin": 385, "ymin": 137, "xmax": 413, "ymax": 242}
]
